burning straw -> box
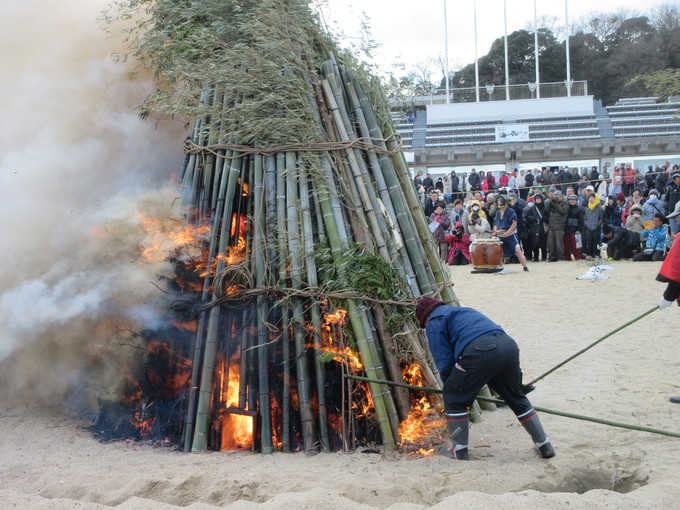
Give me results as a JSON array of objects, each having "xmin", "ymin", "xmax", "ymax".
[{"xmin": 101, "ymin": 0, "xmax": 459, "ymax": 454}]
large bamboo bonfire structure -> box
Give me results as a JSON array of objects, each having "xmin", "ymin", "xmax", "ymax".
[{"xmin": 111, "ymin": 0, "xmax": 460, "ymax": 453}]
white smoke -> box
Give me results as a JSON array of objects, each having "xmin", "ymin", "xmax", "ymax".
[{"xmin": 0, "ymin": 0, "xmax": 187, "ymax": 405}]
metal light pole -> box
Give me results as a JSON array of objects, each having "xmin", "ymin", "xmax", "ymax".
[
  {"xmin": 565, "ymin": 0, "xmax": 572, "ymax": 97},
  {"xmin": 474, "ymin": 0, "xmax": 480, "ymax": 102},
  {"xmin": 444, "ymin": 0, "xmax": 450, "ymax": 103},
  {"xmin": 534, "ymin": 0, "xmax": 541, "ymax": 98},
  {"xmin": 504, "ymin": 0, "xmax": 510, "ymax": 100}
]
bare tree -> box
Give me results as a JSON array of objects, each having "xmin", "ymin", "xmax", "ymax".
[
  {"xmin": 525, "ymin": 15, "xmax": 563, "ymax": 39},
  {"xmin": 649, "ymin": 1, "xmax": 680, "ymax": 32},
  {"xmin": 573, "ymin": 8, "xmax": 639, "ymax": 43}
]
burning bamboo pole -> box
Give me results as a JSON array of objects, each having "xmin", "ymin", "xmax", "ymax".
[
  {"xmin": 253, "ymin": 154, "xmax": 273, "ymax": 453},
  {"xmin": 298, "ymin": 161, "xmax": 330, "ymax": 451}
]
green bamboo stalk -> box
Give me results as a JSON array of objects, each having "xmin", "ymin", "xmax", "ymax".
[
  {"xmin": 183, "ymin": 147, "xmax": 235, "ymax": 452},
  {"xmin": 320, "ymin": 78, "xmax": 390, "ymax": 261},
  {"xmin": 345, "ymin": 375, "xmax": 680, "ymax": 440},
  {"xmin": 276, "ymin": 153, "xmax": 291, "ymax": 452},
  {"xmin": 253, "ymin": 153, "xmax": 273, "ymax": 454},
  {"xmin": 527, "ymin": 305, "xmax": 660, "ymax": 386},
  {"xmin": 298, "ymin": 159, "xmax": 330, "ymax": 451},
  {"xmin": 192, "ymin": 153, "xmax": 245, "ymax": 452},
  {"xmin": 312, "ymin": 163, "xmax": 396, "ymax": 450},
  {"xmin": 383, "ymin": 126, "xmax": 457, "ymax": 305},
  {"xmin": 347, "ymin": 77, "xmax": 440, "ymax": 298},
  {"xmin": 343, "ymin": 81, "xmax": 421, "ymax": 291},
  {"xmin": 285, "ymin": 151, "xmax": 316, "ymax": 452},
  {"xmin": 369, "ymin": 305, "xmax": 411, "ymax": 421}
]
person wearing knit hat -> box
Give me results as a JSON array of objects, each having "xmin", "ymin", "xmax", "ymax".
[
  {"xmin": 643, "ymin": 189, "xmax": 666, "ymax": 224},
  {"xmin": 415, "ymin": 298, "xmax": 555, "ymax": 460}
]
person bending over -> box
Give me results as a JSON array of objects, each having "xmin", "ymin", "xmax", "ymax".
[{"xmin": 415, "ymin": 298, "xmax": 555, "ymax": 460}]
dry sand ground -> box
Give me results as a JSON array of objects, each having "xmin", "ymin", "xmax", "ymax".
[{"xmin": 1, "ymin": 260, "xmax": 679, "ymax": 510}]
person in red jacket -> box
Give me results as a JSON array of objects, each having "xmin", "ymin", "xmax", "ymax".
[
  {"xmin": 656, "ymin": 209, "xmax": 679, "ymax": 403},
  {"xmin": 446, "ymin": 222, "xmax": 471, "ymax": 265}
]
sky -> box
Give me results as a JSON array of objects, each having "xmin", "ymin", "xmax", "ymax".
[{"xmin": 318, "ymin": 0, "xmax": 670, "ymax": 77}]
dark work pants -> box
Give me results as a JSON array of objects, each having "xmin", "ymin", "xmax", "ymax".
[
  {"xmin": 443, "ymin": 334, "xmax": 531, "ymax": 416},
  {"xmin": 583, "ymin": 228, "xmax": 600, "ymax": 257}
]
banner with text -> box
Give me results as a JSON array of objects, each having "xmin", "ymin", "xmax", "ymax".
[{"xmin": 495, "ymin": 124, "xmax": 530, "ymax": 143}]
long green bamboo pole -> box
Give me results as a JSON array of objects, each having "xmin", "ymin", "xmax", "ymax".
[
  {"xmin": 346, "ymin": 69, "xmax": 456, "ymax": 304},
  {"xmin": 192, "ymin": 154, "xmax": 244, "ymax": 452},
  {"xmin": 347, "ymin": 77, "xmax": 440, "ymax": 299},
  {"xmin": 528, "ymin": 305, "xmax": 660, "ymax": 386},
  {"xmin": 253, "ymin": 153, "xmax": 273, "ymax": 454},
  {"xmin": 345, "ymin": 375, "xmax": 680, "ymax": 439},
  {"xmin": 275, "ymin": 153, "xmax": 291, "ymax": 452},
  {"xmin": 285, "ymin": 151, "xmax": 316, "ymax": 452},
  {"xmin": 343, "ymin": 81, "xmax": 418, "ymax": 295},
  {"xmin": 312, "ymin": 161, "xmax": 396, "ymax": 450},
  {"xmin": 380, "ymin": 116, "xmax": 457, "ymax": 305},
  {"xmin": 299, "ymin": 158, "xmax": 330, "ymax": 451},
  {"xmin": 183, "ymin": 147, "xmax": 235, "ymax": 451},
  {"xmin": 320, "ymin": 78, "xmax": 390, "ymax": 261}
]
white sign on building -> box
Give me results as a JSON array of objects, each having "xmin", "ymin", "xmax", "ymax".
[{"xmin": 494, "ymin": 124, "xmax": 530, "ymax": 142}]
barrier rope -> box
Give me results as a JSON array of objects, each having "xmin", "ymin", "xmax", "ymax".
[
  {"xmin": 418, "ymin": 168, "xmax": 675, "ymax": 195},
  {"xmin": 345, "ymin": 374, "xmax": 680, "ymax": 439}
]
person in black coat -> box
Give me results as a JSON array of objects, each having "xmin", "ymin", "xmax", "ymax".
[
  {"xmin": 564, "ymin": 194, "xmax": 584, "ymax": 260},
  {"xmin": 467, "ymin": 169, "xmax": 481, "ymax": 191},
  {"xmin": 424, "ymin": 191, "xmax": 440, "ymax": 217},
  {"xmin": 523, "ymin": 193, "xmax": 548, "ymax": 261},
  {"xmin": 524, "ymin": 170, "xmax": 534, "ymax": 198},
  {"xmin": 601, "ymin": 224, "xmax": 640, "ymax": 260},
  {"xmin": 664, "ymin": 172, "xmax": 680, "ymax": 234}
]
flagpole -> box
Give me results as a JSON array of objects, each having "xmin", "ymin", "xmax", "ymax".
[
  {"xmin": 474, "ymin": 0, "xmax": 480, "ymax": 102},
  {"xmin": 504, "ymin": 0, "xmax": 510, "ymax": 100},
  {"xmin": 534, "ymin": 0, "xmax": 541, "ymax": 98},
  {"xmin": 565, "ymin": 0, "xmax": 571, "ymax": 96},
  {"xmin": 444, "ymin": 0, "xmax": 450, "ymax": 103}
]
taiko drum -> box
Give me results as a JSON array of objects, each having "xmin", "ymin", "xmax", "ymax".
[{"xmin": 470, "ymin": 238, "xmax": 503, "ymax": 270}]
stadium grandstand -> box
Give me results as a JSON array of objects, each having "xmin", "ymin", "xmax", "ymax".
[{"xmin": 393, "ymin": 82, "xmax": 680, "ymax": 174}]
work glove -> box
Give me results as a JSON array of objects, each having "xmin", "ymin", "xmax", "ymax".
[{"xmin": 659, "ymin": 297, "xmax": 673, "ymax": 309}]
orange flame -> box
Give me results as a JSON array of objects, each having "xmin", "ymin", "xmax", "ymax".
[
  {"xmin": 320, "ymin": 309, "xmax": 361, "ymax": 371},
  {"xmin": 217, "ymin": 352, "xmax": 254, "ymax": 450},
  {"xmin": 136, "ymin": 213, "xmax": 211, "ymax": 264},
  {"xmin": 398, "ymin": 362, "xmax": 442, "ymax": 455}
]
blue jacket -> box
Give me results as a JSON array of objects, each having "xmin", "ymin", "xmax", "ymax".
[
  {"xmin": 641, "ymin": 225, "xmax": 667, "ymax": 251},
  {"xmin": 425, "ymin": 306, "xmax": 505, "ymax": 381}
]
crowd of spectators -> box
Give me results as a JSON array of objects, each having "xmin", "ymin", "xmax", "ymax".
[{"xmin": 419, "ymin": 162, "xmax": 680, "ymax": 266}]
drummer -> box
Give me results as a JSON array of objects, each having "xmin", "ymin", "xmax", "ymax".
[{"xmin": 493, "ymin": 195, "xmax": 529, "ymax": 272}]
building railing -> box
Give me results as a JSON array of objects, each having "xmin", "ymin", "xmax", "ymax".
[{"xmin": 393, "ymin": 81, "xmax": 588, "ymax": 106}]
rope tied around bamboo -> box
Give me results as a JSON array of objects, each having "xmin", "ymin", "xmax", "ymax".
[
  {"xmin": 196, "ymin": 275, "xmax": 456, "ymax": 312},
  {"xmin": 183, "ymin": 135, "xmax": 403, "ymax": 159}
]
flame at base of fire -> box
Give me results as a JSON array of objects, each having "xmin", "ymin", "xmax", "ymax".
[{"xmin": 220, "ymin": 412, "xmax": 254, "ymax": 451}]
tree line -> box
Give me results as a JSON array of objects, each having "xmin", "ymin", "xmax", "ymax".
[{"xmin": 389, "ymin": 2, "xmax": 680, "ymax": 106}]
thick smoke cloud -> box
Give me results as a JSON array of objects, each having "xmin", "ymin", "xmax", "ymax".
[{"xmin": 0, "ymin": 0, "xmax": 187, "ymax": 406}]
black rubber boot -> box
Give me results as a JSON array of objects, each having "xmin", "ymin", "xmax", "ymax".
[
  {"xmin": 518, "ymin": 408, "xmax": 555, "ymax": 459},
  {"xmin": 441, "ymin": 411, "xmax": 469, "ymax": 460}
]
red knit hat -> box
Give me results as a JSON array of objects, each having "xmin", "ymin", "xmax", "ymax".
[
  {"xmin": 415, "ymin": 297, "xmax": 447, "ymax": 328},
  {"xmin": 616, "ymin": 192, "xmax": 625, "ymax": 201}
]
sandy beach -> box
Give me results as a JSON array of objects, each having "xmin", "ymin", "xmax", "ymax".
[{"xmin": 1, "ymin": 259, "xmax": 679, "ymax": 510}]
